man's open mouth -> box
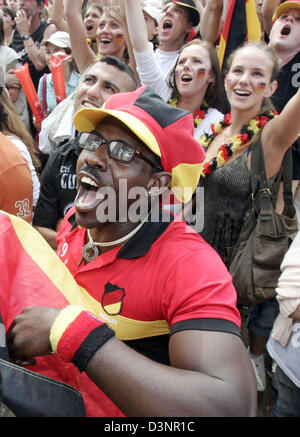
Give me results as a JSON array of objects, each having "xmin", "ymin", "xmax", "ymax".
[
  {"xmin": 75, "ymin": 175, "xmax": 105, "ymax": 211},
  {"xmin": 162, "ymin": 19, "xmax": 172, "ymax": 30},
  {"xmin": 80, "ymin": 100, "xmax": 100, "ymax": 109},
  {"xmin": 281, "ymin": 25, "xmax": 291, "ymax": 36}
]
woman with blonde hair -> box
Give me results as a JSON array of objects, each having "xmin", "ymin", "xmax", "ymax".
[
  {"xmin": 167, "ymin": 38, "xmax": 224, "ymax": 139},
  {"xmin": 193, "ymin": 42, "xmax": 300, "ymax": 393},
  {"xmin": 124, "ymin": 1, "xmax": 224, "ymax": 140},
  {"xmin": 64, "ymin": 0, "xmax": 127, "ymax": 74},
  {"xmin": 196, "ymin": 43, "xmax": 284, "ymax": 259}
]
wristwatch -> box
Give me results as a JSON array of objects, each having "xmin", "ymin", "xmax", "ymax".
[{"xmin": 22, "ymin": 34, "xmax": 31, "ymax": 41}]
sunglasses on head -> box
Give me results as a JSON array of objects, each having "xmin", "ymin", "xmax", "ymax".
[{"xmin": 77, "ymin": 131, "xmax": 162, "ymax": 171}]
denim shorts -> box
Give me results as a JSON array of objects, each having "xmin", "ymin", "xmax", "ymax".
[
  {"xmin": 272, "ymin": 366, "xmax": 300, "ymax": 417},
  {"xmin": 247, "ymin": 298, "xmax": 279, "ymax": 337}
]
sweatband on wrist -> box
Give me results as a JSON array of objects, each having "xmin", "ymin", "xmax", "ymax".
[{"xmin": 50, "ymin": 305, "xmax": 115, "ymax": 372}]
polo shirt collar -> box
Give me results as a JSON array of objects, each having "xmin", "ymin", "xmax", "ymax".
[{"xmin": 68, "ymin": 206, "xmax": 174, "ymax": 259}]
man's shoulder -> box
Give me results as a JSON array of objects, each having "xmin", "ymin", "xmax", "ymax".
[
  {"xmin": 41, "ymin": 23, "xmax": 57, "ymax": 40},
  {"xmin": 143, "ymin": 215, "xmax": 217, "ymax": 258},
  {"xmin": 292, "ymin": 51, "xmax": 300, "ymax": 63},
  {"xmin": 279, "ymin": 51, "xmax": 300, "ymax": 72},
  {"xmin": 161, "ymin": 218, "xmax": 221, "ymax": 255},
  {"xmin": 53, "ymin": 138, "xmax": 79, "ymax": 156},
  {"xmin": 43, "ymin": 139, "xmax": 79, "ymax": 175},
  {"xmin": 57, "ymin": 207, "xmax": 78, "ymax": 240}
]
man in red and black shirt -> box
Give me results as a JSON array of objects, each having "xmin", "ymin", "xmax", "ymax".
[{"xmin": 9, "ymin": 87, "xmax": 257, "ymax": 417}]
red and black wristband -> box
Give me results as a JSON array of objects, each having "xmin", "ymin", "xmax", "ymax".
[{"xmin": 50, "ymin": 306, "xmax": 115, "ymax": 372}]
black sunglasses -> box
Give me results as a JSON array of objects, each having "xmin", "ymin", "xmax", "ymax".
[{"xmin": 77, "ymin": 132, "xmax": 162, "ymax": 171}]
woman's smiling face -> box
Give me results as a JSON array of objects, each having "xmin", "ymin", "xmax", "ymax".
[
  {"xmin": 225, "ymin": 46, "xmax": 276, "ymax": 112},
  {"xmin": 96, "ymin": 13, "xmax": 126, "ymax": 58}
]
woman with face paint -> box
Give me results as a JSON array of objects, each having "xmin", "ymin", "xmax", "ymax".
[
  {"xmin": 191, "ymin": 42, "xmax": 300, "ymax": 394},
  {"xmin": 124, "ymin": 0, "xmax": 224, "ymax": 141},
  {"xmin": 37, "ymin": 31, "xmax": 81, "ymax": 114},
  {"xmin": 168, "ymin": 39, "xmax": 224, "ymax": 140},
  {"xmin": 64, "ymin": 0, "xmax": 128, "ymax": 74}
]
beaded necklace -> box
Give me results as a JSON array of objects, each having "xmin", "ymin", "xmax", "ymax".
[
  {"xmin": 199, "ymin": 110, "xmax": 278, "ymax": 178},
  {"xmin": 168, "ymin": 97, "xmax": 209, "ymax": 127}
]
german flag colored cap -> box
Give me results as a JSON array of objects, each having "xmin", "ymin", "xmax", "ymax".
[
  {"xmin": 73, "ymin": 86, "xmax": 205, "ymax": 203},
  {"xmin": 272, "ymin": 0, "xmax": 300, "ymax": 22}
]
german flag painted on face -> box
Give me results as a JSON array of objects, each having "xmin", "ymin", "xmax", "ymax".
[{"xmin": 217, "ymin": 0, "xmax": 261, "ymax": 70}]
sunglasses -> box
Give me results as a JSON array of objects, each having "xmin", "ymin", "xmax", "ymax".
[{"xmin": 77, "ymin": 132, "xmax": 162, "ymax": 170}]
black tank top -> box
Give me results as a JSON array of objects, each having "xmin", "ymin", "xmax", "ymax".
[{"xmin": 199, "ymin": 146, "xmax": 277, "ymax": 266}]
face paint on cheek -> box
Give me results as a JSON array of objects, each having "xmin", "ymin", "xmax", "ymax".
[
  {"xmin": 257, "ymin": 82, "xmax": 267, "ymax": 93},
  {"xmin": 197, "ymin": 68, "xmax": 205, "ymax": 78},
  {"xmin": 115, "ymin": 34, "xmax": 124, "ymax": 42},
  {"xmin": 224, "ymin": 77, "xmax": 232, "ymax": 90}
]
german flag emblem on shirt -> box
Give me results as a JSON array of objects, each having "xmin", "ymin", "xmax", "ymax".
[{"xmin": 101, "ymin": 282, "xmax": 126, "ymax": 316}]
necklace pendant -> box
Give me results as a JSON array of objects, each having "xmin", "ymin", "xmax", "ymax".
[{"xmin": 82, "ymin": 240, "xmax": 99, "ymax": 263}]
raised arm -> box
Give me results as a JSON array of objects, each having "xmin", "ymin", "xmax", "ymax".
[
  {"xmin": 15, "ymin": 10, "xmax": 56, "ymax": 71},
  {"xmin": 117, "ymin": 0, "xmax": 141, "ymax": 86},
  {"xmin": 262, "ymin": 86, "xmax": 300, "ymax": 177},
  {"xmin": 199, "ymin": 0, "xmax": 223, "ymax": 45},
  {"xmin": 124, "ymin": 0, "xmax": 172, "ymax": 100},
  {"xmin": 261, "ymin": 0, "xmax": 280, "ymax": 36},
  {"xmin": 63, "ymin": 0, "xmax": 95, "ymax": 74},
  {"xmin": 51, "ymin": 0, "xmax": 68, "ymax": 32},
  {"xmin": 124, "ymin": 0, "xmax": 153, "ymax": 53}
]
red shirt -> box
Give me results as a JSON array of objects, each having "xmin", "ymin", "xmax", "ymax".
[
  {"xmin": 55, "ymin": 207, "xmax": 242, "ymax": 416},
  {"xmin": 57, "ymin": 207, "xmax": 241, "ymax": 342}
]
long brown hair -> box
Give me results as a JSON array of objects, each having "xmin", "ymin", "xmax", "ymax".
[
  {"xmin": 0, "ymin": 88, "xmax": 40, "ymax": 170},
  {"xmin": 168, "ymin": 39, "xmax": 225, "ymax": 112}
]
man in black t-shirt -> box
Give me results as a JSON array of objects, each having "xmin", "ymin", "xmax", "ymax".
[
  {"xmin": 11, "ymin": 0, "xmax": 56, "ymax": 136},
  {"xmin": 12, "ymin": 0, "xmax": 56, "ymax": 89},
  {"xmin": 269, "ymin": 1, "xmax": 300, "ymax": 178}
]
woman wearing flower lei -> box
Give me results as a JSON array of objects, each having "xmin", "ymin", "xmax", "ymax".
[
  {"xmin": 195, "ymin": 42, "xmax": 300, "ymax": 262},
  {"xmin": 124, "ymin": 0, "xmax": 224, "ymax": 140},
  {"xmin": 167, "ymin": 39, "xmax": 224, "ymax": 138},
  {"xmin": 191, "ymin": 42, "xmax": 300, "ymax": 392}
]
